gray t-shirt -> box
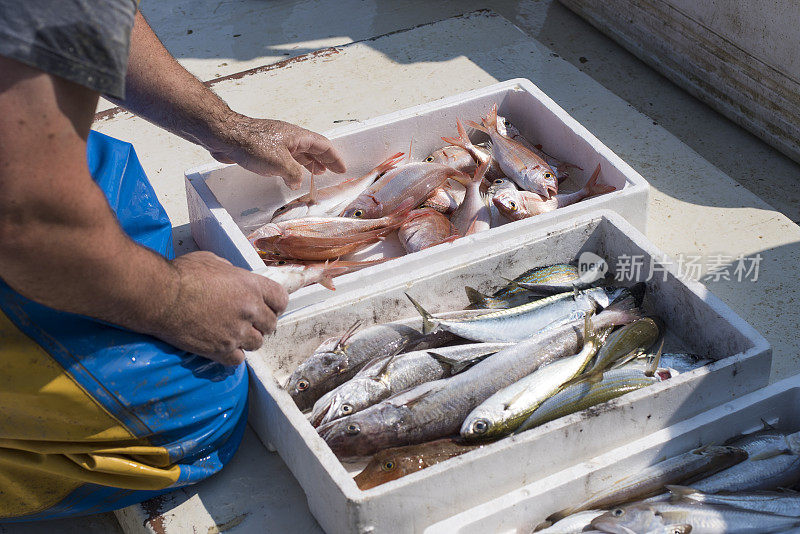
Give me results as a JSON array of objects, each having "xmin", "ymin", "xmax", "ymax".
[{"xmin": 0, "ymin": 0, "xmax": 138, "ymax": 99}]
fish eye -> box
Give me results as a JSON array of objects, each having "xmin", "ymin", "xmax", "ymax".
[
  {"xmin": 425, "ymin": 156, "xmax": 434, "ymax": 162},
  {"xmin": 341, "ymin": 404, "xmax": 353, "ymax": 414},
  {"xmin": 503, "ymin": 119, "xmax": 511, "ymax": 126},
  {"xmin": 508, "ymin": 200, "xmax": 517, "ymax": 210},
  {"xmin": 381, "ymin": 460, "xmax": 395, "ymax": 471},
  {"xmin": 544, "ymin": 172, "xmax": 553, "ymax": 179},
  {"xmin": 353, "ymin": 209, "xmax": 364, "ymax": 218},
  {"xmin": 472, "ymin": 419, "xmax": 490, "ymax": 434},
  {"xmin": 345, "ymin": 423, "xmax": 361, "ymax": 435},
  {"xmin": 277, "ymin": 260, "xmax": 287, "ymax": 265},
  {"xmin": 612, "ymin": 509, "xmax": 624, "ymax": 517},
  {"xmin": 296, "ymin": 379, "xmax": 310, "ymax": 391},
  {"xmin": 493, "ymin": 179, "xmax": 504, "ymax": 184}
]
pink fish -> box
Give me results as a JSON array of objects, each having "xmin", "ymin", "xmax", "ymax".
[
  {"xmin": 398, "ymin": 208, "xmax": 459, "ymax": 253},
  {"xmin": 271, "ymin": 152, "xmax": 404, "ymax": 222},
  {"xmin": 468, "ymin": 104, "xmax": 558, "ymax": 198},
  {"xmin": 492, "ymin": 164, "xmax": 614, "ymax": 221}
]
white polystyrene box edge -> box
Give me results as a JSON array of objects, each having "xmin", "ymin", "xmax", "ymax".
[
  {"xmin": 241, "ymin": 209, "xmax": 770, "ymax": 534},
  {"xmin": 183, "ymin": 78, "xmax": 650, "ymax": 308},
  {"xmin": 428, "ymin": 375, "xmax": 800, "ymax": 534}
]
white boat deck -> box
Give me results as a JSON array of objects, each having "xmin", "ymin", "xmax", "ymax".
[{"xmin": 3, "ymin": 1, "xmax": 800, "ymax": 532}]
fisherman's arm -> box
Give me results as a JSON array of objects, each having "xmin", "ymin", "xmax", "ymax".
[
  {"xmin": 107, "ymin": 11, "xmax": 346, "ymax": 189},
  {"xmin": 0, "ymin": 56, "xmax": 286, "ymax": 365}
]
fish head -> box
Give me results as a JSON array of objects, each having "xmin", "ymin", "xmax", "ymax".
[
  {"xmin": 590, "ymin": 505, "xmax": 666, "ymax": 534},
  {"xmin": 592, "ymin": 283, "xmax": 647, "ymax": 309},
  {"xmin": 286, "ymin": 348, "xmax": 351, "ymax": 411},
  {"xmin": 491, "ymin": 189, "xmax": 528, "ymax": 221},
  {"xmin": 270, "ymin": 200, "xmax": 309, "ymax": 222},
  {"xmin": 353, "ymin": 445, "xmax": 426, "ymax": 490},
  {"xmin": 425, "ymin": 146, "xmax": 472, "ymax": 169},
  {"xmin": 460, "ymin": 407, "xmax": 509, "ymax": 440},
  {"xmin": 311, "ymin": 378, "xmax": 384, "ymax": 427},
  {"xmin": 341, "ymin": 197, "xmax": 382, "ymax": 219},
  {"xmin": 317, "ymin": 403, "xmax": 409, "ymax": 459},
  {"xmin": 524, "ymin": 166, "xmax": 559, "ymax": 198}
]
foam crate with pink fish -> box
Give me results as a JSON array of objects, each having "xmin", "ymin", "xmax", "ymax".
[
  {"xmin": 186, "ymin": 79, "xmax": 650, "ymax": 311},
  {"xmin": 244, "ymin": 210, "xmax": 769, "ymax": 533}
]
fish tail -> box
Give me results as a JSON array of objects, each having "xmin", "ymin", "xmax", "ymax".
[
  {"xmin": 441, "ymin": 119, "xmax": 473, "ymax": 150},
  {"xmin": 595, "ymin": 293, "xmax": 643, "ymax": 329},
  {"xmin": 318, "ymin": 260, "xmax": 348, "ymax": 290},
  {"xmin": 376, "ymin": 152, "xmax": 405, "ymax": 174},
  {"xmin": 482, "ymin": 104, "xmax": 499, "ymax": 133},
  {"xmin": 466, "ymin": 119, "xmax": 490, "ymax": 135},
  {"xmin": 405, "ymin": 293, "xmax": 438, "ymax": 334}
]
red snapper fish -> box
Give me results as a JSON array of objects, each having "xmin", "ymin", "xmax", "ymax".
[
  {"xmin": 492, "ymin": 164, "xmax": 615, "ymax": 221},
  {"xmin": 468, "ymin": 104, "xmax": 558, "ymax": 198}
]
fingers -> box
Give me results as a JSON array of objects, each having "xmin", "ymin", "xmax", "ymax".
[
  {"xmin": 258, "ymin": 276, "xmax": 289, "ymax": 315},
  {"xmin": 294, "ymin": 132, "xmax": 347, "ymax": 174},
  {"xmin": 251, "ymin": 307, "xmax": 278, "ymax": 336},
  {"xmin": 278, "ymin": 149, "xmax": 305, "ymax": 190},
  {"xmin": 241, "ymin": 326, "xmax": 265, "ymax": 351},
  {"xmin": 218, "ymin": 348, "xmax": 246, "ymax": 366}
]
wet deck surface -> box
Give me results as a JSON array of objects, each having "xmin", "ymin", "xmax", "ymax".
[{"xmin": 5, "ymin": 1, "xmax": 800, "ymax": 532}]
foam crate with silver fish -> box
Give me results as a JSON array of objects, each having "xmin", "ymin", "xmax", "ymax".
[
  {"xmin": 429, "ymin": 374, "xmax": 800, "ymax": 534},
  {"xmin": 243, "ymin": 210, "xmax": 770, "ymax": 534},
  {"xmin": 185, "ymin": 78, "xmax": 650, "ymax": 313}
]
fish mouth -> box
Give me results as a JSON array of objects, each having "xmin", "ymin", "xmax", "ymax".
[
  {"xmin": 310, "ymin": 396, "xmax": 335, "ymax": 427},
  {"xmin": 546, "ymin": 183, "xmax": 558, "ymax": 198}
]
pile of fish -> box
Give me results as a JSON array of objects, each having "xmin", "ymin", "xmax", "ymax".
[
  {"xmin": 283, "ymin": 262, "xmax": 712, "ymax": 490},
  {"xmin": 536, "ymin": 426, "xmax": 800, "ymax": 533},
  {"xmin": 248, "ymin": 105, "xmax": 616, "ymax": 291}
]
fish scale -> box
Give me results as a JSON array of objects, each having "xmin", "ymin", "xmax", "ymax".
[{"xmin": 466, "ymin": 264, "xmax": 579, "ymax": 309}]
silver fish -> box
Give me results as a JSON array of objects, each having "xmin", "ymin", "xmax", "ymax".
[
  {"xmin": 587, "ymin": 317, "xmax": 661, "ymax": 374},
  {"xmin": 286, "ymin": 309, "xmax": 487, "ymax": 411},
  {"xmin": 667, "ymin": 486, "xmax": 800, "ymax": 517},
  {"xmin": 592, "ymin": 501, "xmax": 800, "ymax": 534},
  {"xmin": 271, "ymin": 152, "xmax": 404, "ymax": 222},
  {"xmin": 550, "ymin": 446, "xmax": 748, "ymax": 522},
  {"xmin": 408, "ymin": 285, "xmax": 641, "ymax": 343},
  {"xmin": 534, "ymin": 510, "xmax": 605, "ymax": 533},
  {"xmin": 465, "ymin": 263, "xmax": 580, "ymax": 310},
  {"xmin": 461, "ymin": 317, "xmax": 610, "ymax": 440},
  {"xmin": 310, "ymin": 342, "xmax": 511, "ymax": 426},
  {"xmin": 318, "ymin": 297, "xmax": 642, "ymax": 458},
  {"xmin": 690, "ymin": 430, "xmax": 800, "ymax": 493}
]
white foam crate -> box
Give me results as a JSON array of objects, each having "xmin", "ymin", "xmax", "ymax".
[
  {"xmin": 186, "ymin": 78, "xmax": 650, "ymax": 313},
  {"xmin": 245, "ymin": 210, "xmax": 770, "ymax": 534},
  {"xmin": 429, "ymin": 374, "xmax": 800, "ymax": 533}
]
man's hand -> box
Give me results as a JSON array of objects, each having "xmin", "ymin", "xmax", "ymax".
[
  {"xmin": 208, "ymin": 115, "xmax": 347, "ymax": 190},
  {"xmin": 157, "ymin": 252, "xmax": 289, "ymax": 366}
]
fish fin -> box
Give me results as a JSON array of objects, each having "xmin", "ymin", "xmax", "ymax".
[
  {"xmin": 403, "ymin": 388, "xmax": 435, "ymax": 408},
  {"xmin": 666, "ymin": 485, "xmax": 699, "ymax": 500},
  {"xmin": 429, "ymin": 350, "xmax": 494, "ymax": 375},
  {"xmin": 464, "ymin": 286, "xmax": 489, "ymax": 306},
  {"xmin": 372, "ymin": 347, "xmax": 407, "ymax": 380},
  {"xmin": 464, "ymin": 215, "xmax": 480, "ymax": 236},
  {"xmin": 308, "ymin": 173, "xmax": 318, "ymax": 205},
  {"xmin": 466, "ymin": 119, "xmax": 490, "ymax": 135},
  {"xmin": 334, "ymin": 320, "xmax": 362, "ymax": 352},
  {"xmin": 761, "ymin": 418, "xmax": 777, "ymax": 431},
  {"xmin": 405, "ymin": 293, "xmax": 439, "ymax": 334},
  {"xmin": 407, "ymin": 139, "xmax": 413, "ymax": 163},
  {"xmin": 609, "ymin": 348, "xmax": 646, "ymax": 369},
  {"xmin": 644, "ymin": 339, "xmax": 665, "ymax": 377},
  {"xmin": 532, "ymin": 520, "xmax": 553, "ymax": 531}
]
